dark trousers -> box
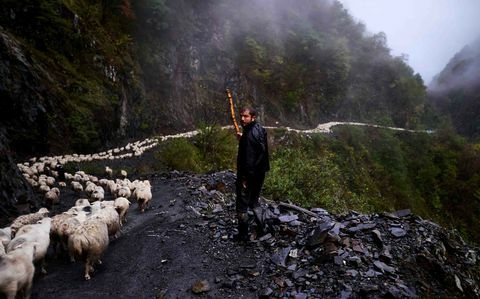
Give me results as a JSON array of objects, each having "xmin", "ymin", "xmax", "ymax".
[{"xmin": 236, "ymin": 172, "xmax": 266, "ymax": 213}]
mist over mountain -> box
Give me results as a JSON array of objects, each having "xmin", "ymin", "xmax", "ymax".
[
  {"xmin": 428, "ymin": 38, "xmax": 480, "ymax": 139},
  {"xmin": 0, "ymin": 0, "xmax": 427, "ymax": 157}
]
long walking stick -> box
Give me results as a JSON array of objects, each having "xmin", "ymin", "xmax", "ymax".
[{"xmin": 226, "ymin": 88, "xmax": 241, "ymax": 134}]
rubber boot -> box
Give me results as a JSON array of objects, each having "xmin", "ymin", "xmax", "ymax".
[
  {"xmin": 253, "ymin": 207, "xmax": 266, "ymax": 237},
  {"xmin": 234, "ymin": 212, "xmax": 249, "ymax": 243}
]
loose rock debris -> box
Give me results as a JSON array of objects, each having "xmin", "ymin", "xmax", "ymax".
[{"xmin": 29, "ymin": 170, "xmax": 479, "ymax": 298}]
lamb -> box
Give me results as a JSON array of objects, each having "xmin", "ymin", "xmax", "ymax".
[
  {"xmin": 10, "ymin": 208, "xmax": 49, "ymax": 238},
  {"xmin": 0, "ymin": 242, "xmax": 36, "ymax": 299},
  {"xmin": 7, "ymin": 218, "xmax": 51, "ymax": 274},
  {"xmin": 44, "ymin": 187, "xmax": 60, "ymax": 208},
  {"xmin": 120, "ymin": 169, "xmax": 127, "ymax": 178},
  {"xmin": 67, "ymin": 218, "xmax": 109, "ymax": 280}
]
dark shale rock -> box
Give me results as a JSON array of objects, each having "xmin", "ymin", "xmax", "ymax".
[
  {"xmin": 389, "ymin": 227, "xmax": 407, "ymax": 237},
  {"xmin": 270, "ymin": 246, "xmax": 291, "ymax": 267},
  {"xmin": 278, "ymin": 214, "xmax": 299, "ymax": 223}
]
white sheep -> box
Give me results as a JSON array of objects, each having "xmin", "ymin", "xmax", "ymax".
[
  {"xmin": 105, "ymin": 166, "xmax": 113, "ymax": 177},
  {"xmin": 91, "ymin": 186, "xmax": 105, "ymax": 202},
  {"xmin": 8, "ymin": 218, "xmax": 51, "ymax": 274},
  {"xmin": 38, "ymin": 184, "xmax": 50, "ymax": 193},
  {"xmin": 135, "ymin": 186, "xmax": 152, "ymax": 213},
  {"xmin": 101, "ymin": 197, "xmax": 131, "ymax": 226},
  {"xmin": 0, "ymin": 242, "xmax": 36, "ymax": 299},
  {"xmin": 90, "ymin": 206, "xmax": 120, "ymax": 237},
  {"xmin": 106, "ymin": 180, "xmax": 117, "ymax": 196},
  {"xmin": 114, "ymin": 197, "xmax": 131, "ymax": 225},
  {"xmin": 116, "ymin": 186, "xmax": 131, "ymax": 199},
  {"xmin": 50, "ymin": 211, "xmax": 88, "ymax": 259},
  {"xmin": 45, "ymin": 176, "xmax": 55, "ymax": 187},
  {"xmin": 68, "ymin": 218, "xmax": 109, "ymax": 280},
  {"xmin": 44, "ymin": 187, "xmax": 60, "ymax": 207},
  {"xmin": 75, "ymin": 198, "xmax": 91, "ymax": 207},
  {"xmin": 120, "ymin": 169, "xmax": 127, "ymax": 178},
  {"xmin": 10, "ymin": 208, "xmax": 49, "ymax": 238},
  {"xmin": 0, "ymin": 227, "xmax": 11, "ymax": 250},
  {"xmin": 71, "ymin": 181, "xmax": 83, "ymax": 193},
  {"xmin": 85, "ymin": 181, "xmax": 97, "ymax": 197}
]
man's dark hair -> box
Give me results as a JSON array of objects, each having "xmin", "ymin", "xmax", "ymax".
[{"xmin": 240, "ymin": 107, "xmax": 257, "ymax": 117}]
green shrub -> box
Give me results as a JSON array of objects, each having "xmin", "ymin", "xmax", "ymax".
[
  {"xmin": 156, "ymin": 138, "xmax": 202, "ymax": 172},
  {"xmin": 193, "ymin": 124, "xmax": 237, "ymax": 172}
]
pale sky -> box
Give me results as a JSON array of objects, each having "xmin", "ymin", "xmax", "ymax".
[{"xmin": 339, "ymin": 0, "xmax": 480, "ymax": 85}]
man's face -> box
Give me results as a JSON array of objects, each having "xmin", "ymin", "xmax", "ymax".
[{"xmin": 240, "ymin": 110, "xmax": 255, "ymax": 127}]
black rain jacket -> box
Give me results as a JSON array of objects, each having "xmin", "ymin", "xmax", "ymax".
[{"xmin": 237, "ymin": 121, "xmax": 270, "ymax": 179}]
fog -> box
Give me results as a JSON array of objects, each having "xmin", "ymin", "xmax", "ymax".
[{"xmin": 339, "ymin": 0, "xmax": 480, "ymax": 85}]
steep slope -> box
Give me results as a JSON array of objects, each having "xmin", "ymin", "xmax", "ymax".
[
  {"xmin": 429, "ymin": 39, "xmax": 480, "ymax": 139},
  {"xmin": 0, "ymin": 0, "xmax": 428, "ymax": 219}
]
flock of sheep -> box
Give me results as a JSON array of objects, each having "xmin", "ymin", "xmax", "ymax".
[{"xmin": 1, "ymin": 138, "xmax": 162, "ymax": 299}]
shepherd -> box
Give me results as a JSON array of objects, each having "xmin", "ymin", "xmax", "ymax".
[{"xmin": 234, "ymin": 106, "xmax": 270, "ymax": 242}]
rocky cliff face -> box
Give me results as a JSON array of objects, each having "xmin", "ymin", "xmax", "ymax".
[{"xmin": 0, "ymin": 128, "xmax": 38, "ymax": 224}]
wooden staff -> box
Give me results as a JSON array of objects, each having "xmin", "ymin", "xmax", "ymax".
[{"xmin": 226, "ymin": 88, "xmax": 240, "ymax": 134}]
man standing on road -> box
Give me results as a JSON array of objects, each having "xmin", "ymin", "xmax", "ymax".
[{"xmin": 234, "ymin": 107, "xmax": 270, "ymax": 242}]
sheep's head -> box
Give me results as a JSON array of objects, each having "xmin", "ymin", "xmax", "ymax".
[{"xmin": 38, "ymin": 207, "xmax": 49, "ymax": 216}]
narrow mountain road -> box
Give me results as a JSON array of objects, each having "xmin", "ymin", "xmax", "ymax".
[{"xmin": 31, "ymin": 173, "xmax": 268, "ymax": 299}]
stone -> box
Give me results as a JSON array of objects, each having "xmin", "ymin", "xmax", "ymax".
[
  {"xmin": 294, "ymin": 293, "xmax": 307, "ymax": 299},
  {"xmin": 347, "ymin": 256, "xmax": 362, "ymax": 267},
  {"xmin": 346, "ymin": 269, "xmax": 359, "ymax": 277},
  {"xmin": 259, "ymin": 288, "xmax": 273, "ymax": 298},
  {"xmin": 389, "ymin": 227, "xmax": 407, "ymax": 237},
  {"xmin": 394, "ymin": 209, "xmax": 411, "ymax": 217},
  {"xmin": 371, "ymin": 229, "xmax": 383, "ymax": 247},
  {"xmin": 259, "ymin": 233, "xmax": 272, "ymax": 242},
  {"xmin": 454, "ymin": 274, "xmax": 464, "ymax": 292},
  {"xmin": 289, "ymin": 220, "xmax": 302, "ymax": 226},
  {"xmin": 306, "ymin": 221, "xmax": 335, "ymax": 248},
  {"xmin": 279, "ymin": 214, "xmax": 299, "ymax": 223},
  {"xmin": 271, "ymin": 246, "xmax": 291, "ymax": 267},
  {"xmin": 374, "ymin": 260, "xmax": 395, "ymax": 274},
  {"xmin": 348, "ymin": 223, "xmax": 376, "ymax": 233},
  {"xmin": 191, "ymin": 280, "xmax": 210, "ymax": 294}
]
